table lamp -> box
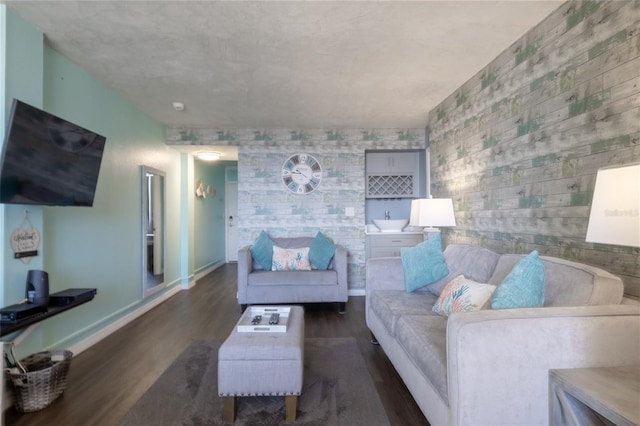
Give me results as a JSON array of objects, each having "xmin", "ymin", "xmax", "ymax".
[
  {"xmin": 410, "ymin": 198, "xmax": 456, "ymax": 241},
  {"xmin": 585, "ymin": 163, "xmax": 640, "ymax": 248}
]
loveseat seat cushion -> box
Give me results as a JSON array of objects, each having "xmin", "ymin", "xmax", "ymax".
[
  {"xmin": 394, "ymin": 314, "xmax": 448, "ymax": 404},
  {"xmin": 369, "ymin": 290, "xmax": 440, "ymax": 336},
  {"xmin": 247, "ymin": 270, "xmax": 338, "ymax": 286}
]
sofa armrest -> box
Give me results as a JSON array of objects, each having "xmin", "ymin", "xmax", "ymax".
[
  {"xmin": 446, "ymin": 304, "xmax": 640, "ymax": 425},
  {"xmin": 237, "ymin": 245, "xmax": 253, "ymax": 304},
  {"xmin": 365, "ymin": 257, "xmax": 406, "ymax": 293},
  {"xmin": 334, "ymin": 245, "xmax": 348, "ymax": 300}
]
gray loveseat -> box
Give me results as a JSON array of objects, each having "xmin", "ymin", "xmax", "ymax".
[
  {"xmin": 366, "ymin": 243, "xmax": 640, "ymax": 425},
  {"xmin": 238, "ymin": 236, "xmax": 348, "ymax": 312}
]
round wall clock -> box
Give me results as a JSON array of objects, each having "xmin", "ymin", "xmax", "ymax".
[{"xmin": 281, "ymin": 153, "xmax": 322, "ymax": 194}]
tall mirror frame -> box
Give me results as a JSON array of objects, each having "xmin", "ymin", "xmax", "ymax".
[{"xmin": 141, "ymin": 165, "xmax": 166, "ymax": 297}]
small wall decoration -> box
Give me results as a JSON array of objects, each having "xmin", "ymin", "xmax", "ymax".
[
  {"xmin": 196, "ymin": 179, "xmax": 206, "ymax": 198},
  {"xmin": 11, "ymin": 211, "xmax": 40, "ymax": 264}
]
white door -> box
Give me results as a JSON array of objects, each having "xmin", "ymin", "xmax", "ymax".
[{"xmin": 225, "ymin": 181, "xmax": 239, "ymax": 262}]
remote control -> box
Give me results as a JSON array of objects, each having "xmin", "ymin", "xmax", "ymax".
[
  {"xmin": 269, "ymin": 313, "xmax": 280, "ymax": 325},
  {"xmin": 251, "ymin": 315, "xmax": 262, "ymax": 325}
]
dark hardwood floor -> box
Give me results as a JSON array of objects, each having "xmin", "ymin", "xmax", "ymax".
[{"xmin": 4, "ymin": 264, "xmax": 428, "ymax": 426}]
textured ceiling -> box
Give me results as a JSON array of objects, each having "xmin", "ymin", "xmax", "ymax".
[{"xmin": 6, "ymin": 1, "xmax": 561, "ymax": 129}]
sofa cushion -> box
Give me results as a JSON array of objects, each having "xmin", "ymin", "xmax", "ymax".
[
  {"xmin": 309, "ymin": 232, "xmax": 336, "ymax": 270},
  {"xmin": 394, "ymin": 314, "xmax": 448, "ymax": 404},
  {"xmin": 489, "ymin": 254, "xmax": 624, "ymax": 306},
  {"xmin": 248, "ymin": 270, "xmax": 338, "ymax": 286},
  {"xmin": 432, "ymin": 275, "xmax": 496, "ymax": 316},
  {"xmin": 491, "ymin": 250, "xmax": 545, "ymax": 309},
  {"xmin": 369, "ymin": 290, "xmax": 440, "ymax": 336},
  {"xmin": 272, "ymin": 236, "xmax": 315, "ymax": 249},
  {"xmin": 271, "ymin": 246, "xmax": 311, "ymax": 271},
  {"xmin": 401, "ymin": 234, "xmax": 449, "ymax": 292},
  {"xmin": 427, "ymin": 244, "xmax": 501, "ymax": 296},
  {"xmin": 250, "ymin": 231, "xmax": 276, "ymax": 270}
]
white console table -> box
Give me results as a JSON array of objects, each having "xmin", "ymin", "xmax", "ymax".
[{"xmin": 549, "ymin": 366, "xmax": 640, "ymax": 426}]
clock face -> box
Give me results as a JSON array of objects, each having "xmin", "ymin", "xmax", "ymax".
[{"xmin": 281, "ymin": 153, "xmax": 322, "ymax": 194}]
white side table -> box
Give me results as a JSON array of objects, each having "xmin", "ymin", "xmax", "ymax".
[{"xmin": 549, "ymin": 365, "xmax": 640, "ymax": 426}]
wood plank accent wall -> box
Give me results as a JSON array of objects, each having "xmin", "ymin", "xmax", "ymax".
[
  {"xmin": 167, "ymin": 127, "xmax": 425, "ymax": 290},
  {"xmin": 427, "ymin": 0, "xmax": 640, "ymax": 296}
]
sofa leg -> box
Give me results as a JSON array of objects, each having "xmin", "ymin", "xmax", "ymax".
[
  {"xmin": 241, "ymin": 304, "xmax": 247, "ymax": 313},
  {"xmin": 338, "ymin": 302, "xmax": 346, "ymax": 314},
  {"xmin": 370, "ymin": 332, "xmax": 379, "ymax": 345}
]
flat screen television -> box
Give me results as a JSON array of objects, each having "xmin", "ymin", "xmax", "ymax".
[{"xmin": 0, "ymin": 99, "xmax": 106, "ymax": 206}]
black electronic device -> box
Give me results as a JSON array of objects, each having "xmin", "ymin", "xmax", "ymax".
[
  {"xmin": 0, "ymin": 303, "xmax": 47, "ymax": 323},
  {"xmin": 251, "ymin": 315, "xmax": 262, "ymax": 325},
  {"xmin": 49, "ymin": 288, "xmax": 97, "ymax": 306},
  {"xmin": 26, "ymin": 269, "xmax": 49, "ymax": 306},
  {"xmin": 0, "ymin": 99, "xmax": 107, "ymax": 206}
]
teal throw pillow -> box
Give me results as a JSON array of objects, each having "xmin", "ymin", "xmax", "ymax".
[
  {"xmin": 491, "ymin": 250, "xmax": 545, "ymax": 309},
  {"xmin": 400, "ymin": 234, "xmax": 449, "ymax": 293},
  {"xmin": 250, "ymin": 231, "xmax": 275, "ymax": 270},
  {"xmin": 309, "ymin": 231, "xmax": 336, "ymax": 270}
]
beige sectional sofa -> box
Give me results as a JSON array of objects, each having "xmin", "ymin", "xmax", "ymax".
[{"xmin": 366, "ymin": 243, "xmax": 640, "ymax": 425}]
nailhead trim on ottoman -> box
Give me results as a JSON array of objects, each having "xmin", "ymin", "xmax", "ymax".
[{"xmin": 218, "ymin": 306, "xmax": 304, "ymax": 422}]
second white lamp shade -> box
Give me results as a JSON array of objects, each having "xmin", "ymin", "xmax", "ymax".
[{"xmin": 410, "ymin": 198, "xmax": 457, "ymax": 229}]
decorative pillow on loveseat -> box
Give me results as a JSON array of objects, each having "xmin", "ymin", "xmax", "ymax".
[
  {"xmin": 400, "ymin": 234, "xmax": 449, "ymax": 292},
  {"xmin": 272, "ymin": 246, "xmax": 312, "ymax": 271},
  {"xmin": 309, "ymin": 231, "xmax": 336, "ymax": 270},
  {"xmin": 491, "ymin": 250, "xmax": 545, "ymax": 309},
  {"xmin": 432, "ymin": 275, "xmax": 496, "ymax": 316},
  {"xmin": 250, "ymin": 230, "xmax": 275, "ymax": 270}
]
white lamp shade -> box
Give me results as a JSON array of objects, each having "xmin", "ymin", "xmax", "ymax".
[
  {"xmin": 410, "ymin": 198, "xmax": 456, "ymax": 228},
  {"xmin": 586, "ymin": 163, "xmax": 640, "ymax": 247}
]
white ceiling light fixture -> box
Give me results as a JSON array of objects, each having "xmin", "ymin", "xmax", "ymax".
[
  {"xmin": 196, "ymin": 151, "xmax": 220, "ymax": 161},
  {"xmin": 172, "ymin": 102, "xmax": 185, "ymax": 111}
]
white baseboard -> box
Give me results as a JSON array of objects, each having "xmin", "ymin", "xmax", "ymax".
[
  {"xmin": 69, "ymin": 262, "xmax": 225, "ymax": 353},
  {"xmin": 348, "ymin": 289, "xmax": 365, "ymax": 297},
  {"xmin": 67, "ymin": 285, "xmax": 182, "ymax": 356},
  {"xmin": 2, "ymin": 286, "xmax": 182, "ymax": 417},
  {"xmin": 181, "ymin": 261, "xmax": 225, "ymax": 290}
]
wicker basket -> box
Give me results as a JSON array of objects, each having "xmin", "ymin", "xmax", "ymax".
[{"xmin": 6, "ymin": 349, "xmax": 73, "ymax": 413}]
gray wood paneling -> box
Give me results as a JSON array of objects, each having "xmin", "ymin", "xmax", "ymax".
[{"xmin": 428, "ymin": 0, "xmax": 640, "ymax": 296}]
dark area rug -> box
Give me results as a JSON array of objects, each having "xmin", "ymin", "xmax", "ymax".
[{"xmin": 119, "ymin": 337, "xmax": 390, "ymax": 426}]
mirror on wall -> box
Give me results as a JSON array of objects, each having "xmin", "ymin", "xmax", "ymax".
[{"xmin": 141, "ymin": 165, "xmax": 166, "ymax": 297}]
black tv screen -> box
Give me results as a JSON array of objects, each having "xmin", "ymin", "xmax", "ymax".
[{"xmin": 0, "ymin": 99, "xmax": 106, "ymax": 206}]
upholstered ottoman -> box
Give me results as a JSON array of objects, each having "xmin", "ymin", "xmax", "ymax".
[{"xmin": 218, "ymin": 306, "xmax": 304, "ymax": 423}]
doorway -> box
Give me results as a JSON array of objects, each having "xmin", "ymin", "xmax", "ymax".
[{"xmin": 225, "ymin": 181, "xmax": 238, "ymax": 262}]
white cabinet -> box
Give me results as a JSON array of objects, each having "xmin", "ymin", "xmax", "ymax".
[
  {"xmin": 366, "ymin": 152, "xmax": 420, "ymax": 198},
  {"xmin": 366, "ymin": 152, "xmax": 417, "ymax": 174},
  {"xmin": 366, "ymin": 233, "xmax": 422, "ymax": 259}
]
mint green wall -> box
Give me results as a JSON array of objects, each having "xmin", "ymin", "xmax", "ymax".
[
  {"xmin": 1, "ymin": 8, "xmax": 45, "ymax": 309},
  {"xmin": 4, "ymin": 8, "xmax": 42, "ymax": 111},
  {"xmin": 193, "ymin": 160, "xmax": 236, "ymax": 273},
  {"xmin": 2, "ymin": 13, "xmax": 184, "ymax": 358}
]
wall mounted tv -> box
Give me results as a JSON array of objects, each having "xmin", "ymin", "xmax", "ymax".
[{"xmin": 0, "ymin": 99, "xmax": 106, "ymax": 206}]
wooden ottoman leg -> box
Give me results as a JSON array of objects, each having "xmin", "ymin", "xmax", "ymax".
[
  {"xmin": 223, "ymin": 396, "xmax": 236, "ymax": 423},
  {"xmin": 285, "ymin": 395, "xmax": 298, "ymax": 422}
]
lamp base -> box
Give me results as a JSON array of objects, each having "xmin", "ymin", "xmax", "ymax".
[{"xmin": 421, "ymin": 227, "xmax": 441, "ymax": 241}]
